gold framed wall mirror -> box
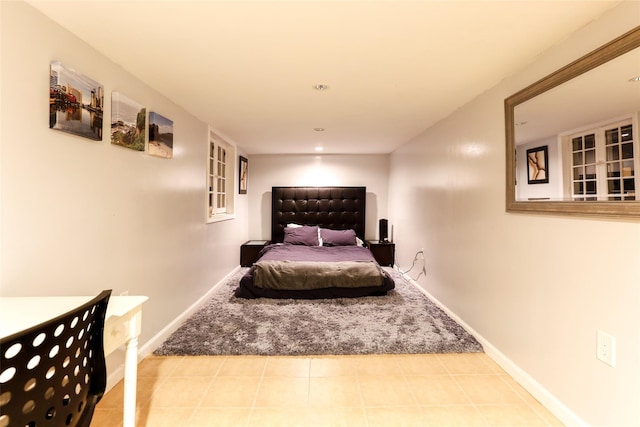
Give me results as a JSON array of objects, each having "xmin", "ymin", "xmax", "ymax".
[{"xmin": 505, "ymin": 26, "xmax": 640, "ymax": 218}]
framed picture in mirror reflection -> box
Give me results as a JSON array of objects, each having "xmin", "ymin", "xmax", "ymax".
[{"xmin": 526, "ymin": 145, "xmax": 549, "ymax": 184}]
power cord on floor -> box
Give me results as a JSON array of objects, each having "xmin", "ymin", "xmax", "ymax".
[{"xmin": 400, "ymin": 250, "xmax": 427, "ymax": 281}]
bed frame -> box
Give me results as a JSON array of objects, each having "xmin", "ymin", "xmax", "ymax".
[
  {"xmin": 235, "ymin": 186, "xmax": 393, "ymax": 299},
  {"xmin": 271, "ymin": 186, "xmax": 366, "ymax": 242}
]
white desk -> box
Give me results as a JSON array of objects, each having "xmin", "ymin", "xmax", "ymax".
[{"xmin": 0, "ymin": 295, "xmax": 148, "ymax": 427}]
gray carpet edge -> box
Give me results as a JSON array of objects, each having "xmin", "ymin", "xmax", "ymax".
[{"xmin": 154, "ymin": 267, "xmax": 483, "ymax": 356}]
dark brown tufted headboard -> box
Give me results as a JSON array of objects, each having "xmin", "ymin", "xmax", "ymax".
[{"xmin": 271, "ymin": 187, "xmax": 366, "ymax": 243}]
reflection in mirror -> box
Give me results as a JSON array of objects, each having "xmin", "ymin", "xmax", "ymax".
[
  {"xmin": 505, "ymin": 26, "xmax": 640, "ymax": 217},
  {"xmin": 515, "ymin": 47, "xmax": 639, "ymax": 202}
]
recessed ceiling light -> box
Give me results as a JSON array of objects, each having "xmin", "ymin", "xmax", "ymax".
[
  {"xmin": 629, "ymin": 76, "xmax": 640, "ymax": 82},
  {"xmin": 314, "ymin": 128, "xmax": 324, "ymax": 132},
  {"xmin": 313, "ymin": 84, "xmax": 329, "ymax": 91},
  {"xmin": 315, "ymin": 146, "xmax": 324, "ymax": 152}
]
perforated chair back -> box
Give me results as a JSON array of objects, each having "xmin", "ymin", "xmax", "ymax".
[{"xmin": 0, "ymin": 290, "xmax": 112, "ymax": 427}]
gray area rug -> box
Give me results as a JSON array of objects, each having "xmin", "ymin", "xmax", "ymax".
[{"xmin": 154, "ymin": 268, "xmax": 483, "ymax": 356}]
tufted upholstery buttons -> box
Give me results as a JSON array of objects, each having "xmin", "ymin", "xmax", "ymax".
[{"xmin": 271, "ymin": 187, "xmax": 366, "ymax": 242}]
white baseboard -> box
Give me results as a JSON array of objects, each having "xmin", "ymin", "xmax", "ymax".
[
  {"xmin": 105, "ymin": 266, "xmax": 241, "ymax": 391},
  {"xmin": 106, "ymin": 364, "xmax": 125, "ymax": 393},
  {"xmin": 400, "ymin": 271, "xmax": 587, "ymax": 427},
  {"xmin": 139, "ymin": 266, "xmax": 242, "ymax": 356}
]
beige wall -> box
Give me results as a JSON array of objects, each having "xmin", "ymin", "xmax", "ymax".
[
  {"xmin": 1, "ymin": 1, "xmax": 248, "ymax": 375},
  {"xmin": 247, "ymin": 154, "xmax": 390, "ymax": 241},
  {"xmin": 3, "ymin": 1, "xmax": 640, "ymax": 425},
  {"xmin": 389, "ymin": 3, "xmax": 640, "ymax": 426}
]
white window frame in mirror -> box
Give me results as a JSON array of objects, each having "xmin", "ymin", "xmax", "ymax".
[{"xmin": 561, "ymin": 118, "xmax": 637, "ymax": 201}]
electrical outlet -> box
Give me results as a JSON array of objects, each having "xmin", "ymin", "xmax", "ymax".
[{"xmin": 597, "ymin": 330, "xmax": 616, "ymax": 367}]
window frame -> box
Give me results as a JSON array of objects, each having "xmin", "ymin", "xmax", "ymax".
[
  {"xmin": 561, "ymin": 117, "xmax": 638, "ymax": 201},
  {"xmin": 207, "ymin": 128, "xmax": 236, "ymax": 223}
]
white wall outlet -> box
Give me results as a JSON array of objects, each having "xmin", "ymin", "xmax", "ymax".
[{"xmin": 596, "ymin": 330, "xmax": 616, "ymax": 367}]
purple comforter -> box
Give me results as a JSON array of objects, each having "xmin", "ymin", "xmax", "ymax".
[{"xmin": 235, "ymin": 244, "xmax": 395, "ymax": 299}]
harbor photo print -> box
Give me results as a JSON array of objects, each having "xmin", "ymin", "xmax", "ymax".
[{"xmin": 49, "ymin": 61, "xmax": 104, "ymax": 141}]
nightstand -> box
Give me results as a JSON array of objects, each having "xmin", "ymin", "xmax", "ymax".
[
  {"xmin": 240, "ymin": 240, "xmax": 270, "ymax": 267},
  {"xmin": 366, "ymin": 240, "xmax": 395, "ymax": 267}
]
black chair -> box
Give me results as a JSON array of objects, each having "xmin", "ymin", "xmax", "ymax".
[{"xmin": 0, "ymin": 290, "xmax": 112, "ymax": 427}]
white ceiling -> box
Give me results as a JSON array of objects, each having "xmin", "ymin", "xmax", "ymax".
[{"xmin": 29, "ymin": 0, "xmax": 621, "ymax": 155}]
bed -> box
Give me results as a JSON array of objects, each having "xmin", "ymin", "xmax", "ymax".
[{"xmin": 235, "ymin": 186, "xmax": 395, "ymax": 299}]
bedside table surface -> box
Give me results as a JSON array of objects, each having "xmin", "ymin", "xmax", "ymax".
[{"xmin": 244, "ymin": 240, "xmax": 270, "ymax": 245}]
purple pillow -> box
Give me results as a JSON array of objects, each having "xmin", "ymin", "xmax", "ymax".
[
  {"xmin": 283, "ymin": 226, "xmax": 319, "ymax": 246},
  {"xmin": 320, "ymin": 228, "xmax": 357, "ymax": 246}
]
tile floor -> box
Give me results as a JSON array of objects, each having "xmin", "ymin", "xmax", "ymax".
[{"xmin": 93, "ymin": 353, "xmax": 564, "ymax": 427}]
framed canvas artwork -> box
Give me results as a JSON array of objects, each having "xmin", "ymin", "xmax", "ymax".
[
  {"xmin": 148, "ymin": 112, "xmax": 174, "ymax": 159},
  {"xmin": 49, "ymin": 61, "xmax": 104, "ymax": 141},
  {"xmin": 111, "ymin": 92, "xmax": 146, "ymax": 151}
]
